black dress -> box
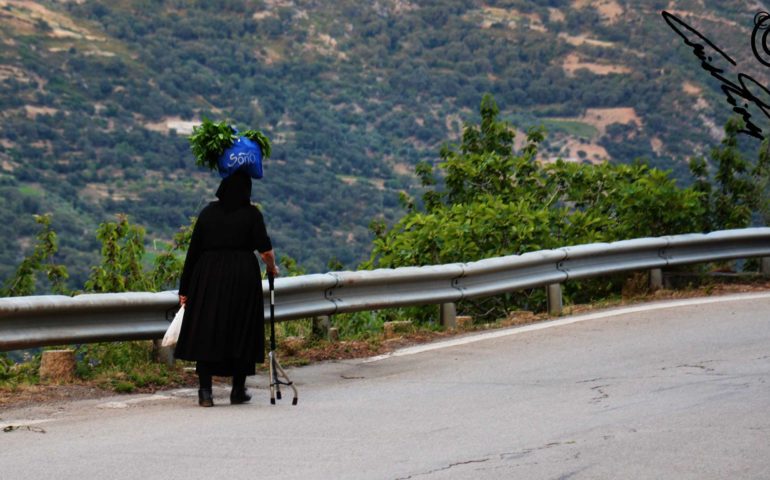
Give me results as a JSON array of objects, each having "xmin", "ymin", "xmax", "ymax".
[{"xmin": 175, "ymin": 172, "xmax": 272, "ymax": 377}]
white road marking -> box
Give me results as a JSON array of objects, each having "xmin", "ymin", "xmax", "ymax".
[
  {"xmin": 96, "ymin": 393, "xmax": 175, "ymax": 409},
  {"xmin": 364, "ymin": 292, "xmax": 770, "ymax": 362}
]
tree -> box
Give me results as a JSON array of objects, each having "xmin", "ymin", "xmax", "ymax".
[
  {"xmin": 85, "ymin": 215, "xmax": 150, "ymax": 293},
  {"xmin": 1, "ymin": 214, "xmax": 69, "ymax": 297},
  {"xmin": 689, "ymin": 117, "xmax": 769, "ymax": 231},
  {"xmin": 367, "ymin": 94, "xmax": 706, "ymax": 319},
  {"xmin": 149, "ymin": 218, "xmax": 196, "ymax": 291}
]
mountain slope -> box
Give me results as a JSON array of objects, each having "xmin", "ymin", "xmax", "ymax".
[{"xmin": 0, "ymin": 0, "xmax": 766, "ymax": 288}]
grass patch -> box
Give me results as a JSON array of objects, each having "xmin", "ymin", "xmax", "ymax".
[
  {"xmin": 75, "ymin": 341, "xmax": 187, "ymax": 392},
  {"xmin": 0, "ymin": 352, "xmax": 40, "ymax": 388},
  {"xmin": 541, "ymin": 119, "xmax": 598, "ymax": 139},
  {"xmin": 18, "ymin": 185, "xmax": 43, "ymax": 197}
]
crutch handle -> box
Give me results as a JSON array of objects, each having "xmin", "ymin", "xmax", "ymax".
[{"xmin": 267, "ymin": 271, "xmax": 275, "ymax": 290}]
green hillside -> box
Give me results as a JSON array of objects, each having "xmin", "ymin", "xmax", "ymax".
[{"xmin": 0, "ymin": 0, "xmax": 767, "ymax": 289}]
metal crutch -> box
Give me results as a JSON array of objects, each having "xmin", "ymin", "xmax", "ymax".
[{"xmin": 267, "ymin": 272, "xmax": 298, "ymax": 405}]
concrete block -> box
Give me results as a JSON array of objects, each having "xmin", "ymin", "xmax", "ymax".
[
  {"xmin": 456, "ymin": 315, "xmax": 474, "ymax": 329},
  {"xmin": 39, "ymin": 349, "xmax": 75, "ymax": 382},
  {"xmin": 383, "ymin": 320, "xmax": 412, "ymax": 339}
]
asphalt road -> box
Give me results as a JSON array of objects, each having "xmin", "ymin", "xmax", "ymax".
[{"xmin": 1, "ymin": 293, "xmax": 769, "ymax": 480}]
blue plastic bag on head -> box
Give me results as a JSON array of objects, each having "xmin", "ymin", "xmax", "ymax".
[{"xmin": 217, "ymin": 135, "xmax": 264, "ymax": 179}]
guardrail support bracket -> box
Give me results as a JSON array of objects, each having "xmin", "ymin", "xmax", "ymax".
[{"xmin": 761, "ymin": 257, "xmax": 770, "ymax": 278}]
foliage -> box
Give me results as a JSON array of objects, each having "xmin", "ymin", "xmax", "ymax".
[
  {"xmin": 242, "ymin": 129, "xmax": 272, "ymax": 160},
  {"xmin": 368, "ymin": 94, "xmax": 707, "ymax": 320},
  {"xmin": 371, "ymin": 94, "xmax": 704, "ymax": 268},
  {"xmin": 545, "ymin": 159, "xmax": 705, "ymax": 239},
  {"xmin": 188, "ymin": 118, "xmax": 271, "ymax": 171},
  {"xmin": 2, "ymin": 0, "xmax": 764, "ymax": 278},
  {"xmin": 757, "ymin": 139, "xmax": 770, "ymax": 224},
  {"xmin": 84, "ymin": 214, "xmax": 150, "ymax": 292},
  {"xmin": 689, "ymin": 117, "xmax": 770, "ymax": 230},
  {"xmin": 188, "ymin": 118, "xmax": 238, "ymax": 170},
  {"xmin": 279, "ymin": 254, "xmax": 306, "ymax": 277},
  {"xmin": 75, "ymin": 341, "xmax": 183, "ymax": 393},
  {"xmin": 332, "ymin": 311, "xmax": 386, "ymax": 340},
  {"xmin": 84, "ymin": 214, "xmax": 194, "ymax": 293},
  {"xmin": 149, "ymin": 218, "xmax": 196, "ymax": 290},
  {"xmin": 1, "ymin": 214, "xmax": 69, "ymax": 297},
  {"xmin": 0, "ymin": 351, "xmax": 40, "ymax": 388}
]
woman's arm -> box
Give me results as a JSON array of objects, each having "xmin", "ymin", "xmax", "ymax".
[
  {"xmin": 251, "ymin": 206, "xmax": 278, "ymax": 276},
  {"xmin": 260, "ymin": 249, "xmax": 280, "ymax": 277}
]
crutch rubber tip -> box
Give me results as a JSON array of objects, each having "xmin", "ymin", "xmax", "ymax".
[
  {"xmin": 270, "ymin": 398, "xmax": 275, "ymax": 405},
  {"xmin": 292, "ymin": 398, "xmax": 298, "ymax": 406},
  {"xmin": 277, "ymin": 392, "xmax": 282, "ymax": 400}
]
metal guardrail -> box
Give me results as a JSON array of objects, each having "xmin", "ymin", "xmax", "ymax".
[{"xmin": 1, "ymin": 228, "xmax": 769, "ymax": 352}]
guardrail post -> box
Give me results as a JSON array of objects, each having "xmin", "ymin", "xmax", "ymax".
[
  {"xmin": 649, "ymin": 268, "xmax": 663, "ymax": 291},
  {"xmin": 761, "ymin": 257, "xmax": 770, "ymax": 278},
  {"xmin": 312, "ymin": 315, "xmax": 331, "ymax": 339},
  {"xmin": 547, "ymin": 284, "xmax": 562, "ymax": 316},
  {"xmin": 152, "ymin": 340, "xmax": 175, "ymax": 367},
  {"xmin": 328, "ymin": 326, "xmax": 339, "ymax": 342},
  {"xmin": 440, "ymin": 303, "xmax": 457, "ymax": 328}
]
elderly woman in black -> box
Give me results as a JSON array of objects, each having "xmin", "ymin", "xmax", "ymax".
[{"xmin": 176, "ymin": 169, "xmax": 278, "ymax": 407}]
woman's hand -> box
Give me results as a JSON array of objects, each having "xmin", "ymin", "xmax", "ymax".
[
  {"xmin": 266, "ymin": 264, "xmax": 280, "ymax": 277},
  {"xmin": 260, "ymin": 249, "xmax": 280, "ymax": 277},
  {"xmin": 179, "ymin": 295, "xmax": 187, "ymax": 306}
]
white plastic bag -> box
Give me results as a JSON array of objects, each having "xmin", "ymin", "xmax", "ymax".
[{"xmin": 162, "ymin": 305, "xmax": 185, "ymax": 348}]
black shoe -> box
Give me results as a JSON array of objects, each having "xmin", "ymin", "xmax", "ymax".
[
  {"xmin": 198, "ymin": 388, "xmax": 214, "ymax": 407},
  {"xmin": 230, "ymin": 386, "xmax": 252, "ymax": 405}
]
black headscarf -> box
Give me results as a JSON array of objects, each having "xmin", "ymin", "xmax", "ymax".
[{"xmin": 215, "ymin": 169, "xmax": 252, "ymax": 211}]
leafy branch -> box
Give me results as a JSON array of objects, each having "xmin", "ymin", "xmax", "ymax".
[
  {"xmin": 188, "ymin": 118, "xmax": 238, "ymax": 170},
  {"xmin": 188, "ymin": 118, "xmax": 271, "ymax": 171},
  {"xmin": 1, "ymin": 214, "xmax": 69, "ymax": 297}
]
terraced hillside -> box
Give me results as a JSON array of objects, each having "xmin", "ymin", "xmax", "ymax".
[{"xmin": 0, "ymin": 0, "xmax": 767, "ymax": 288}]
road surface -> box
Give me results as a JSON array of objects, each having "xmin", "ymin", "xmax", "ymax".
[{"xmin": 1, "ymin": 293, "xmax": 769, "ymax": 479}]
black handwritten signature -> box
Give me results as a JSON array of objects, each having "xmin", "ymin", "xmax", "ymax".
[{"xmin": 662, "ymin": 10, "xmax": 770, "ymax": 140}]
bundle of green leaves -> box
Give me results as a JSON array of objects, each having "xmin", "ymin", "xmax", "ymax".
[{"xmin": 188, "ymin": 118, "xmax": 271, "ymax": 170}]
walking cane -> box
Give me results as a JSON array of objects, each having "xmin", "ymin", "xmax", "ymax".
[{"xmin": 267, "ymin": 272, "xmax": 298, "ymax": 405}]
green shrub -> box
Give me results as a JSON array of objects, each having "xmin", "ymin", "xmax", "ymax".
[
  {"xmin": 0, "ymin": 352, "xmax": 41, "ymax": 388},
  {"xmin": 76, "ymin": 341, "xmax": 183, "ymax": 391}
]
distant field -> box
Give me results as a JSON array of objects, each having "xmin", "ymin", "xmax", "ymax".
[
  {"xmin": 541, "ymin": 119, "xmax": 598, "ymax": 139},
  {"xmin": 18, "ymin": 185, "xmax": 43, "ymax": 197}
]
